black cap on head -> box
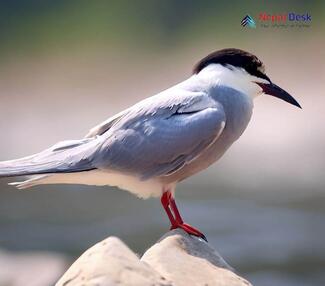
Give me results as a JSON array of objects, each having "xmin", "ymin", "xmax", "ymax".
[
  {"xmin": 193, "ymin": 48, "xmax": 270, "ymax": 82},
  {"xmin": 193, "ymin": 48, "xmax": 301, "ymax": 109}
]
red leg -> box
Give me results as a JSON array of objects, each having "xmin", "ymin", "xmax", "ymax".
[
  {"xmin": 169, "ymin": 194, "xmax": 183, "ymax": 224},
  {"xmin": 160, "ymin": 190, "xmax": 207, "ymax": 241},
  {"xmin": 161, "ymin": 191, "xmax": 177, "ymax": 229}
]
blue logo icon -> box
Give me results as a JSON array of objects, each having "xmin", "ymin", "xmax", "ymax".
[{"xmin": 241, "ymin": 15, "xmax": 256, "ymax": 28}]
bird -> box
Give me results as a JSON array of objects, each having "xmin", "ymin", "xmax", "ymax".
[{"xmin": 0, "ymin": 48, "xmax": 301, "ymax": 241}]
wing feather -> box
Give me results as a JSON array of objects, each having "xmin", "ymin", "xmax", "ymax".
[{"xmin": 93, "ymin": 93, "xmax": 226, "ymax": 180}]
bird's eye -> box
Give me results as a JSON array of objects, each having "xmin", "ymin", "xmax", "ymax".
[{"xmin": 257, "ymin": 64, "xmax": 265, "ymax": 74}]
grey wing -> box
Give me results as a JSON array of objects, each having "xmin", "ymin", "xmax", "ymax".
[
  {"xmin": 0, "ymin": 137, "xmax": 101, "ymax": 177},
  {"xmin": 85, "ymin": 110, "xmax": 128, "ymax": 138},
  {"xmin": 94, "ymin": 95, "xmax": 226, "ymax": 180}
]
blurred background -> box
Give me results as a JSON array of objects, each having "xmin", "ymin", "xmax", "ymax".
[{"xmin": 0, "ymin": 1, "xmax": 324, "ymax": 285}]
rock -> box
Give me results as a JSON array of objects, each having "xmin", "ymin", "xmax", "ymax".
[
  {"xmin": 0, "ymin": 249, "xmax": 67, "ymax": 286},
  {"xmin": 56, "ymin": 229, "xmax": 252, "ymax": 286},
  {"xmin": 142, "ymin": 229, "xmax": 252, "ymax": 286},
  {"xmin": 56, "ymin": 237, "xmax": 172, "ymax": 286}
]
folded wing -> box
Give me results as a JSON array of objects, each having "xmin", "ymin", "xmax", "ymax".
[
  {"xmin": 94, "ymin": 93, "xmax": 226, "ymax": 180},
  {"xmin": 0, "ymin": 138, "xmax": 100, "ymax": 178}
]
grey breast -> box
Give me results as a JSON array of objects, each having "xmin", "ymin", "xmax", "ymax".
[{"xmin": 161, "ymin": 86, "xmax": 253, "ymax": 184}]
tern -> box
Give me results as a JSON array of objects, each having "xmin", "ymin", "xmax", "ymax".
[{"xmin": 0, "ymin": 48, "xmax": 301, "ymax": 240}]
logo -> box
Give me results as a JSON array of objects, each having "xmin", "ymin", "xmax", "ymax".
[
  {"xmin": 259, "ymin": 12, "xmax": 312, "ymax": 23},
  {"xmin": 241, "ymin": 15, "xmax": 256, "ymax": 28},
  {"xmin": 241, "ymin": 12, "xmax": 311, "ymax": 29}
]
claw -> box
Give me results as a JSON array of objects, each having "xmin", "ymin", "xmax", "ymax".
[{"xmin": 171, "ymin": 222, "xmax": 208, "ymax": 242}]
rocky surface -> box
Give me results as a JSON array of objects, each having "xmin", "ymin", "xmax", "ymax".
[{"xmin": 56, "ymin": 229, "xmax": 252, "ymax": 286}]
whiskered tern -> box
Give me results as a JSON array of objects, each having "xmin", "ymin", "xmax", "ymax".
[{"xmin": 0, "ymin": 48, "xmax": 301, "ymax": 240}]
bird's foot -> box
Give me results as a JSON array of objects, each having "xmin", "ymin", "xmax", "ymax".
[
  {"xmin": 171, "ymin": 222, "xmax": 207, "ymax": 242},
  {"xmin": 161, "ymin": 190, "xmax": 208, "ymax": 242}
]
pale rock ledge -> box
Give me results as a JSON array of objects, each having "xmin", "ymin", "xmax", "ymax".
[{"xmin": 56, "ymin": 229, "xmax": 252, "ymax": 286}]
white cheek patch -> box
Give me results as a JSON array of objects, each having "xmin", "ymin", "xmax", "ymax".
[
  {"xmin": 197, "ymin": 64, "xmax": 268, "ymax": 100},
  {"xmin": 219, "ymin": 67, "xmax": 261, "ymax": 98},
  {"xmin": 249, "ymin": 75, "xmax": 270, "ymax": 96}
]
